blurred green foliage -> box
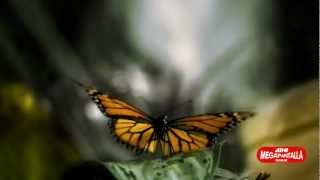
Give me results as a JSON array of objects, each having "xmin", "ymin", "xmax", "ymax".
[
  {"xmin": 104, "ymin": 146, "xmax": 221, "ymax": 180},
  {"xmin": 0, "ymin": 83, "xmax": 80, "ymax": 180}
]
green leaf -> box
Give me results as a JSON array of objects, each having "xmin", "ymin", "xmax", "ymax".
[{"xmin": 103, "ymin": 144, "xmax": 222, "ymax": 180}]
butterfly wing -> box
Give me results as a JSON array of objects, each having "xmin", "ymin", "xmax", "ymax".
[
  {"xmin": 161, "ymin": 112, "xmax": 253, "ymax": 155},
  {"xmin": 111, "ymin": 118, "xmax": 158, "ymax": 153},
  {"xmin": 80, "ymin": 84, "xmax": 157, "ymax": 153},
  {"xmin": 160, "ymin": 127, "xmax": 210, "ymax": 156},
  {"xmin": 82, "ymin": 85, "xmax": 149, "ymax": 120}
]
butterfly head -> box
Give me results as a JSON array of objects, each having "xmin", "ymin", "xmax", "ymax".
[{"xmin": 157, "ymin": 115, "xmax": 168, "ymax": 124}]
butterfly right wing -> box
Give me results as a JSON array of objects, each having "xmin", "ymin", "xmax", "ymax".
[
  {"xmin": 160, "ymin": 112, "xmax": 253, "ymax": 156},
  {"xmin": 159, "ymin": 128, "xmax": 210, "ymax": 156}
]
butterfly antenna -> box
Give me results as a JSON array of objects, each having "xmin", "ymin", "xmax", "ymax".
[{"xmin": 73, "ymin": 80, "xmax": 98, "ymax": 95}]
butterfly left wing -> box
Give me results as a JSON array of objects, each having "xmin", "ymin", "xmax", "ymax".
[
  {"xmin": 160, "ymin": 112, "xmax": 253, "ymax": 156},
  {"xmin": 78, "ymin": 83, "xmax": 157, "ymax": 153}
]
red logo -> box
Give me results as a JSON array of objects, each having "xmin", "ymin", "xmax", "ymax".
[{"xmin": 257, "ymin": 146, "xmax": 306, "ymax": 163}]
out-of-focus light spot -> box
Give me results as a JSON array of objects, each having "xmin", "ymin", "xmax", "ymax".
[
  {"xmin": 131, "ymin": 0, "xmax": 258, "ymax": 93},
  {"xmin": 23, "ymin": 93, "xmax": 34, "ymax": 111},
  {"xmin": 128, "ymin": 67, "xmax": 151, "ymax": 98},
  {"xmin": 112, "ymin": 70, "xmax": 128, "ymax": 91},
  {"xmin": 112, "ymin": 66, "xmax": 151, "ymax": 99},
  {"xmin": 85, "ymin": 102, "xmax": 107, "ymax": 123},
  {"xmin": 168, "ymin": 41, "xmax": 201, "ymax": 85}
]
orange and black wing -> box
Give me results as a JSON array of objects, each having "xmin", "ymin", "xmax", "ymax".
[
  {"xmin": 79, "ymin": 83, "xmax": 157, "ymax": 153},
  {"xmin": 160, "ymin": 112, "xmax": 253, "ymax": 156},
  {"xmin": 111, "ymin": 118, "xmax": 158, "ymax": 153},
  {"xmin": 160, "ymin": 127, "xmax": 210, "ymax": 156},
  {"xmin": 80, "ymin": 84, "xmax": 149, "ymax": 120}
]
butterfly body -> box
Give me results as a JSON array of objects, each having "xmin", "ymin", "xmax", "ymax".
[
  {"xmin": 78, "ymin": 83, "xmax": 253, "ymax": 157},
  {"xmin": 151, "ymin": 115, "xmax": 169, "ymax": 140}
]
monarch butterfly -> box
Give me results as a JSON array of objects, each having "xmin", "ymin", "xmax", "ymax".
[{"xmin": 78, "ymin": 83, "xmax": 253, "ymax": 156}]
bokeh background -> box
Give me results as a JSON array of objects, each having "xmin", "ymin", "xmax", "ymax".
[{"xmin": 0, "ymin": 0, "xmax": 317, "ymax": 179}]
